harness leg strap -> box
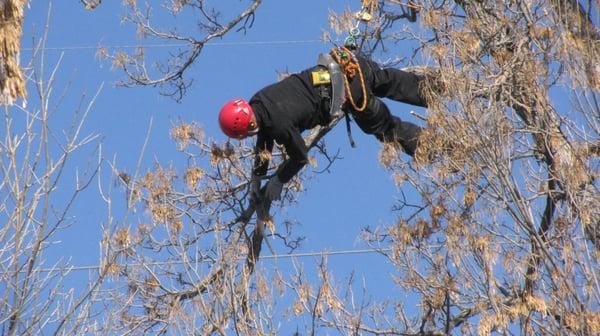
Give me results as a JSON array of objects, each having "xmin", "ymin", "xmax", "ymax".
[{"xmin": 345, "ymin": 114, "xmax": 356, "ymax": 148}]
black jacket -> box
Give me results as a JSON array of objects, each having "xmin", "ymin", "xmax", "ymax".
[{"xmin": 250, "ymin": 54, "xmax": 427, "ymax": 183}]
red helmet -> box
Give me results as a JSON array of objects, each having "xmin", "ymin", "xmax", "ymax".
[{"xmin": 218, "ymin": 98, "xmax": 255, "ymax": 139}]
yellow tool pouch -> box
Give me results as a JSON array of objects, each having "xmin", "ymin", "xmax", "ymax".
[{"xmin": 311, "ymin": 69, "xmax": 331, "ymax": 85}]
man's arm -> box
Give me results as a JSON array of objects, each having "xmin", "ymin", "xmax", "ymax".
[
  {"xmin": 252, "ymin": 127, "xmax": 308, "ymax": 182},
  {"xmin": 276, "ymin": 127, "xmax": 309, "ymax": 184},
  {"xmin": 261, "ymin": 126, "xmax": 308, "ymax": 202},
  {"xmin": 362, "ymin": 57, "xmax": 428, "ymax": 108}
]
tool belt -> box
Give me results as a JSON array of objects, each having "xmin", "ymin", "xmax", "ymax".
[
  {"xmin": 311, "ymin": 53, "xmax": 357, "ymax": 147},
  {"xmin": 313, "ymin": 53, "xmax": 346, "ymax": 119}
]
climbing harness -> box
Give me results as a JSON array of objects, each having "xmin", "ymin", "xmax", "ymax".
[
  {"xmin": 342, "ymin": 1, "xmax": 378, "ymax": 146},
  {"xmin": 315, "ymin": 51, "xmax": 357, "ymax": 146},
  {"xmin": 312, "ymin": 0, "xmax": 378, "ymax": 147},
  {"xmin": 330, "ymin": 46, "xmax": 368, "ymax": 113},
  {"xmin": 344, "ymin": 0, "xmax": 377, "ymax": 49},
  {"xmin": 316, "ymin": 53, "xmax": 346, "ymax": 118},
  {"xmin": 335, "ymin": 0, "xmax": 376, "ymax": 113},
  {"xmin": 330, "ymin": 46, "xmax": 370, "ymax": 148}
]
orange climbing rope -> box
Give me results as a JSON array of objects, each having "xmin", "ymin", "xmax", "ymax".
[
  {"xmin": 329, "ymin": 1, "xmax": 377, "ymax": 113},
  {"xmin": 330, "ymin": 46, "xmax": 368, "ymax": 112}
]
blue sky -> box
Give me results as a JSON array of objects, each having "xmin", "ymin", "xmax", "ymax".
[
  {"xmin": 19, "ymin": 0, "xmax": 427, "ymax": 320},
  {"xmin": 21, "ymin": 2, "xmax": 600, "ymax": 334}
]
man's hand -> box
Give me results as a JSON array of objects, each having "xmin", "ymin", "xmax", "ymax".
[{"xmin": 264, "ymin": 175, "xmax": 284, "ymax": 201}]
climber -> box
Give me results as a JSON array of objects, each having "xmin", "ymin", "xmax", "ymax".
[{"xmin": 218, "ymin": 49, "xmax": 428, "ymax": 202}]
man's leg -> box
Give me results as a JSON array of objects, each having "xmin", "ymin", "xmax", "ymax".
[
  {"xmin": 379, "ymin": 117, "xmax": 422, "ymax": 157},
  {"xmin": 352, "ymin": 96, "xmax": 423, "ymax": 156}
]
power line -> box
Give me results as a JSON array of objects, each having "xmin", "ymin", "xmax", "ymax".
[
  {"xmin": 5, "ymin": 248, "xmax": 392, "ymax": 275},
  {"xmin": 21, "ymin": 39, "xmax": 328, "ymax": 52}
]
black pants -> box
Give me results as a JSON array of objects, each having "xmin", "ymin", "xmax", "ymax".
[
  {"xmin": 339, "ymin": 54, "xmax": 428, "ymax": 156},
  {"xmin": 351, "ymin": 96, "xmax": 422, "ymax": 156},
  {"xmin": 344, "ymin": 82, "xmax": 421, "ymax": 157}
]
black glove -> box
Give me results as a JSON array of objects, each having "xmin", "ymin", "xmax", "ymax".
[
  {"xmin": 249, "ymin": 175, "xmax": 261, "ymax": 202},
  {"xmin": 264, "ymin": 175, "xmax": 284, "ymax": 201}
]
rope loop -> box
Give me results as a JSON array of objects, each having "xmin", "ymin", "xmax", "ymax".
[{"xmin": 330, "ymin": 47, "xmax": 368, "ymax": 112}]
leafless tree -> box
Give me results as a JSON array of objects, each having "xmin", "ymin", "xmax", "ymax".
[
  {"xmin": 72, "ymin": 0, "xmax": 600, "ymax": 334},
  {"xmin": 102, "ymin": 1, "xmax": 600, "ymax": 335},
  {"xmin": 0, "ymin": 18, "xmax": 110, "ymax": 336},
  {"xmin": 96, "ymin": 111, "xmax": 346, "ymax": 334},
  {"xmin": 330, "ymin": 1, "xmax": 599, "ymax": 334},
  {"xmin": 95, "ymin": 0, "xmax": 263, "ymax": 101}
]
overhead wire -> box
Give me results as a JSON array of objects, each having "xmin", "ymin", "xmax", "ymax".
[
  {"xmin": 20, "ymin": 39, "xmax": 328, "ymax": 52},
  {"xmin": 3, "ymin": 247, "xmax": 393, "ymax": 275}
]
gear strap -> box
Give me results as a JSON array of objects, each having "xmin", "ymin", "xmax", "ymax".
[
  {"xmin": 316, "ymin": 51, "xmax": 359, "ymax": 148},
  {"xmin": 345, "ymin": 112, "xmax": 356, "ymax": 148},
  {"xmin": 317, "ymin": 53, "xmax": 345, "ymax": 119}
]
